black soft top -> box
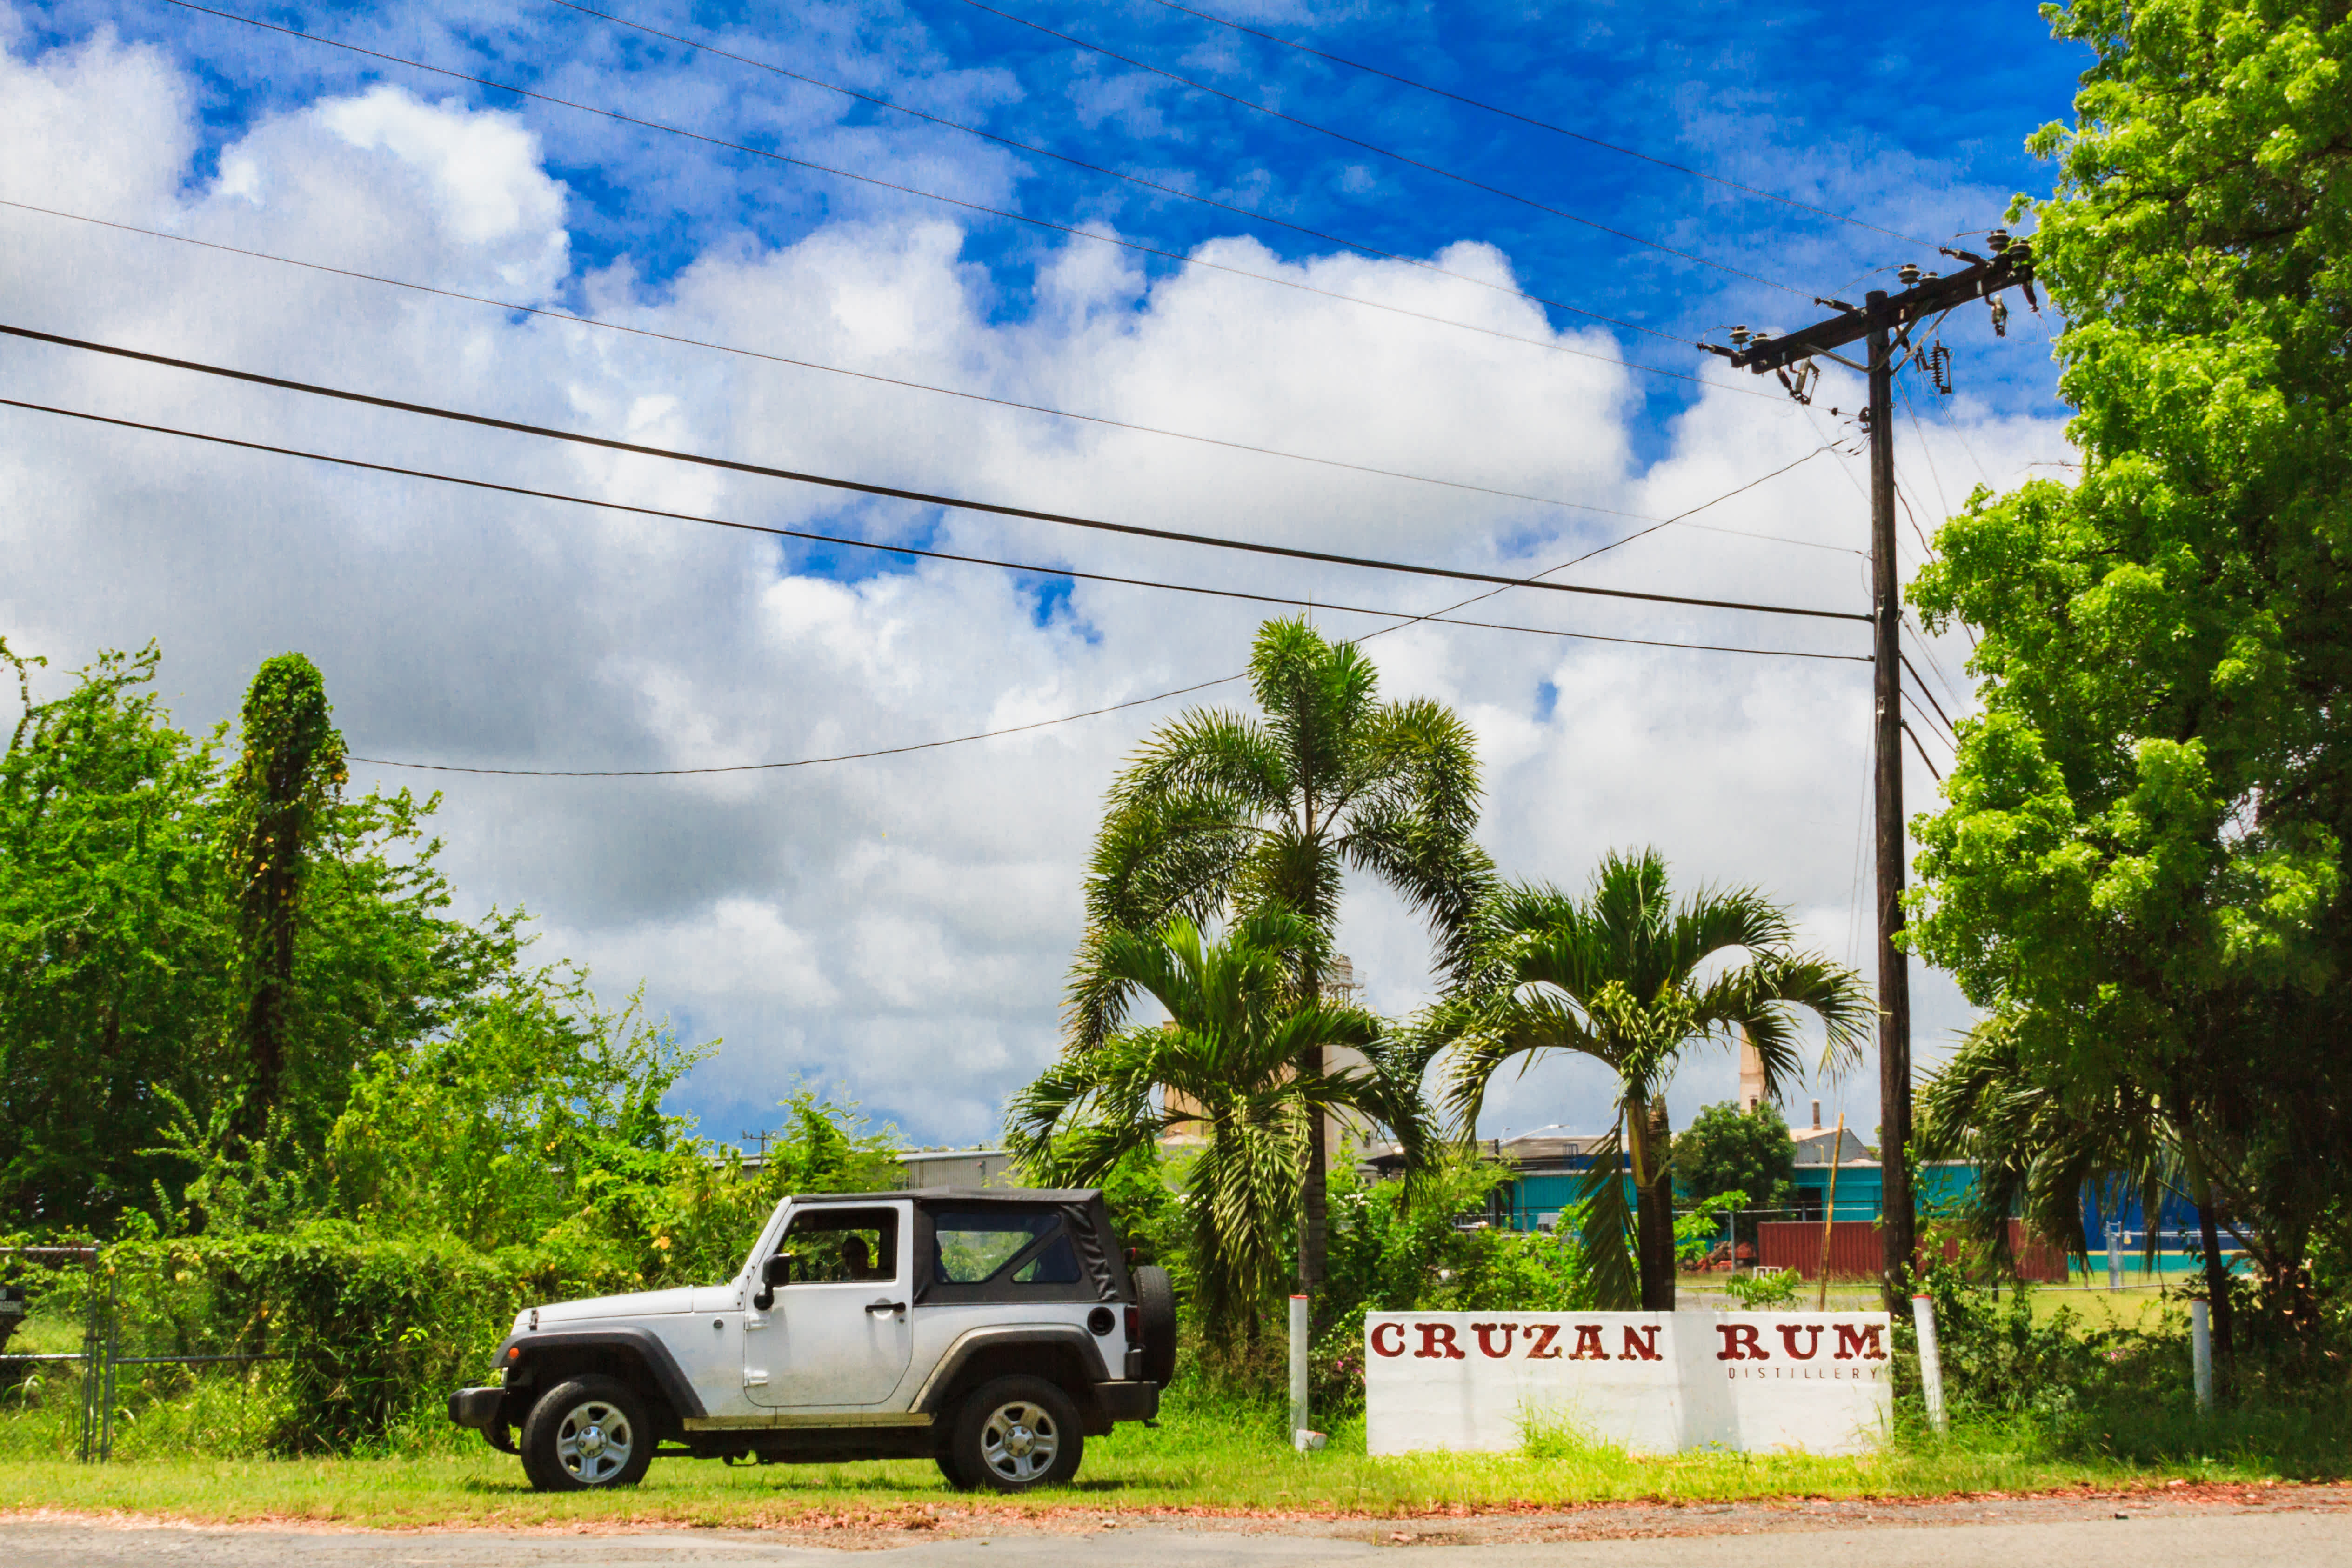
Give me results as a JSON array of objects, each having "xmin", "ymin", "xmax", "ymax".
[
  {"xmin": 783, "ymin": 1188, "xmax": 1129, "ymax": 1305},
  {"xmin": 788, "ymin": 1187, "xmax": 1105, "ymax": 1205}
]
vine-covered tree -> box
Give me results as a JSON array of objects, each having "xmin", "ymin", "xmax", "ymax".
[{"xmin": 224, "ymin": 654, "xmax": 347, "ymax": 1129}]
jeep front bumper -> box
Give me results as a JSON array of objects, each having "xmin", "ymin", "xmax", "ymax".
[{"xmin": 448, "ymin": 1386, "xmax": 506, "ymax": 1429}]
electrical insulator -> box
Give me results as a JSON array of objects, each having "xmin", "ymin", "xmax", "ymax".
[
  {"xmin": 1987, "ymin": 228, "xmax": 2011, "ymax": 253},
  {"xmin": 1989, "ymin": 294, "xmax": 2010, "ymax": 337},
  {"xmin": 1730, "ymin": 324, "xmax": 1751, "ymax": 349},
  {"xmin": 1927, "ymin": 342, "xmax": 1953, "ymax": 396},
  {"xmin": 1898, "ymin": 261, "xmax": 1922, "ymax": 286}
]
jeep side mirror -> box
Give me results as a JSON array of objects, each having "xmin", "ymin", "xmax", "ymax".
[{"xmin": 753, "ymin": 1251, "xmax": 794, "ymax": 1310}]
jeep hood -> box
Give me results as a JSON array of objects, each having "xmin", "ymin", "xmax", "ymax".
[{"xmin": 522, "ymin": 1287, "xmax": 696, "ymax": 1329}]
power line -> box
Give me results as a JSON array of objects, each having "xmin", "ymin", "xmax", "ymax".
[
  {"xmin": 1357, "ymin": 444, "xmax": 1841, "ymax": 641},
  {"xmin": 1677, "ymin": 517, "xmax": 1864, "ymax": 557},
  {"xmin": 1898, "ymin": 652, "xmax": 1960, "ymax": 737},
  {"xmin": 0, "ymin": 396, "xmax": 1866, "ymax": 781},
  {"xmin": 1900, "ymin": 720, "xmax": 1944, "ymax": 782},
  {"xmin": 956, "ymin": 0, "xmax": 1812, "ymax": 298},
  {"xmin": 0, "ymin": 320, "xmax": 1867, "ymax": 623},
  {"xmin": 0, "ymin": 392, "xmax": 1868, "ymax": 663},
  {"xmin": 1842, "ymin": 721, "xmax": 1873, "ymax": 971},
  {"xmin": 1130, "ymin": 0, "xmax": 1940, "ymax": 251},
  {"xmin": 0, "ymin": 198, "xmax": 1674, "ymax": 526},
  {"xmin": 1897, "ymin": 684, "xmax": 1954, "ymax": 748},
  {"xmin": 549, "ymin": 0, "xmax": 1688, "ymax": 348},
  {"xmin": 14, "ymin": 195, "xmax": 1865, "ymax": 564},
  {"xmin": 1896, "ymin": 378, "xmax": 1956, "ymax": 526},
  {"xmin": 359, "ymin": 673, "xmax": 1250, "ymax": 776},
  {"xmin": 163, "ymin": 0, "xmax": 1778, "ymax": 402}
]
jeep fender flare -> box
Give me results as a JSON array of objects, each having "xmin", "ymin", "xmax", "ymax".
[
  {"xmin": 496, "ymin": 1326, "xmax": 709, "ymax": 1422},
  {"xmin": 910, "ymin": 1324, "xmax": 1111, "ymax": 1417}
]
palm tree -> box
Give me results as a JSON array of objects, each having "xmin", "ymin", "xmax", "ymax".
[
  {"xmin": 1439, "ymin": 849, "xmax": 1872, "ymax": 1309},
  {"xmin": 1918, "ymin": 1008, "xmax": 2248, "ymax": 1389},
  {"xmin": 1014, "ymin": 910, "xmax": 1438, "ymax": 1342},
  {"xmin": 1916, "ymin": 1010, "xmax": 2177, "ymax": 1264},
  {"xmin": 1068, "ymin": 617, "xmax": 1490, "ymax": 1294}
]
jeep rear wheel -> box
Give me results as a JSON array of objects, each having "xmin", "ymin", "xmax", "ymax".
[
  {"xmin": 950, "ymin": 1375, "xmax": 1082, "ymax": 1492},
  {"xmin": 521, "ymin": 1376, "xmax": 655, "ymax": 1491}
]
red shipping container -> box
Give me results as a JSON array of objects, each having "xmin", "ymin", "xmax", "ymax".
[{"xmin": 1757, "ymin": 1220, "xmax": 2066, "ymax": 1282}]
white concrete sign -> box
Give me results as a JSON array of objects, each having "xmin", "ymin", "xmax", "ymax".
[{"xmin": 1364, "ymin": 1311, "xmax": 1891, "ymax": 1456}]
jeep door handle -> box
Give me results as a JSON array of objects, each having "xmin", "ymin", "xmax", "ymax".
[{"xmin": 865, "ymin": 1299, "xmax": 906, "ymax": 1315}]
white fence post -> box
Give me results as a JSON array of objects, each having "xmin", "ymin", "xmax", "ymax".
[
  {"xmin": 1288, "ymin": 1294, "xmax": 1311, "ymax": 1448},
  {"xmin": 2191, "ymin": 1298, "xmax": 2213, "ymax": 1414},
  {"xmin": 2106, "ymin": 1221, "xmax": 2123, "ymax": 1290},
  {"xmin": 1910, "ymin": 1294, "xmax": 1947, "ymax": 1434}
]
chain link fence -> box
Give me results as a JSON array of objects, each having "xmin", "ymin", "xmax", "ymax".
[{"xmin": 0, "ymin": 1247, "xmax": 284, "ymax": 1461}]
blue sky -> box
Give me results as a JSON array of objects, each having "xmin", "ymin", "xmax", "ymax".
[
  {"xmin": 44, "ymin": 0, "xmax": 2086, "ymax": 434},
  {"xmin": 3, "ymin": 0, "xmax": 2090, "ymax": 1150}
]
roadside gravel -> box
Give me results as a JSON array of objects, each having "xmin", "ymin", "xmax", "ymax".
[{"xmin": 5, "ymin": 1481, "xmax": 2348, "ymax": 1565}]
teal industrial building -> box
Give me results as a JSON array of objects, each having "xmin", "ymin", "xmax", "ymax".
[{"xmin": 1376, "ymin": 1116, "xmax": 2221, "ymax": 1279}]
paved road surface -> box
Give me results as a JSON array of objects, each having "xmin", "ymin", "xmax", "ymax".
[{"xmin": 7, "ymin": 1490, "xmax": 2349, "ymax": 1567}]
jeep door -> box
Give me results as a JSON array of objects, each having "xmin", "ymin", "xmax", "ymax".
[{"xmin": 744, "ymin": 1201, "xmax": 912, "ymax": 1407}]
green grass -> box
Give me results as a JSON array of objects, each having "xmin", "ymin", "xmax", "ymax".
[
  {"xmin": 1677, "ymin": 1275, "xmax": 2185, "ymax": 1333},
  {"xmin": 0, "ymin": 1381, "xmax": 2330, "ymax": 1528},
  {"xmin": 5, "ymin": 1284, "xmax": 2340, "ymax": 1528}
]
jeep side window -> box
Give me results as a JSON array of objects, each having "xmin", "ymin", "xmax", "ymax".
[
  {"xmin": 1011, "ymin": 1233, "xmax": 1081, "ymax": 1285},
  {"xmin": 930, "ymin": 1210, "xmax": 1080, "ymax": 1286},
  {"xmin": 776, "ymin": 1208, "xmax": 898, "ymax": 1286}
]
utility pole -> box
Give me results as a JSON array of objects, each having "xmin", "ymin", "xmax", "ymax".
[{"xmin": 1710, "ymin": 234, "xmax": 2038, "ymax": 1312}]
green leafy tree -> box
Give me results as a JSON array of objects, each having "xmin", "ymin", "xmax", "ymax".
[
  {"xmin": 1674, "ymin": 1100, "xmax": 1799, "ymax": 1246},
  {"xmin": 1904, "ymin": 0, "xmax": 2352, "ymax": 1368},
  {"xmin": 279, "ymin": 783, "xmax": 525, "ymax": 1149},
  {"xmin": 0, "ymin": 641, "xmax": 524, "ymax": 1233},
  {"xmin": 224, "ymin": 654, "xmax": 347, "ymax": 1129},
  {"xmin": 320, "ymin": 971, "xmax": 701, "ymax": 1250},
  {"xmin": 1439, "ymin": 850, "xmax": 1871, "ymax": 1310},
  {"xmin": 1013, "ymin": 910, "xmax": 1438, "ymax": 1343},
  {"xmin": 1069, "ymin": 616, "xmax": 1491, "ymax": 1297},
  {"xmin": 0, "ymin": 642, "xmax": 234, "ymax": 1227}
]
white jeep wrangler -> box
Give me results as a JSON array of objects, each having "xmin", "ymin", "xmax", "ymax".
[{"xmin": 448, "ymin": 1187, "xmax": 1176, "ymax": 1493}]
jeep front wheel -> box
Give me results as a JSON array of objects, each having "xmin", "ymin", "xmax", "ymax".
[
  {"xmin": 521, "ymin": 1375, "xmax": 655, "ymax": 1491},
  {"xmin": 950, "ymin": 1375, "xmax": 1082, "ymax": 1492}
]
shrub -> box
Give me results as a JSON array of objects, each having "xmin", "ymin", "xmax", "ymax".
[{"xmin": 1722, "ymin": 1268, "xmax": 1801, "ymax": 1308}]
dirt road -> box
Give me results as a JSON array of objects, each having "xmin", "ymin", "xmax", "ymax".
[{"xmin": 7, "ymin": 1485, "xmax": 2350, "ymax": 1565}]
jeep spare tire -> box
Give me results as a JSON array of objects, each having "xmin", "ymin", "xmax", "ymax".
[{"xmin": 1133, "ymin": 1263, "xmax": 1177, "ymax": 1385}]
